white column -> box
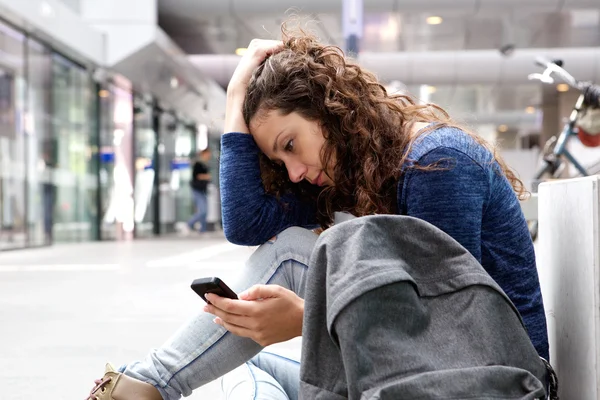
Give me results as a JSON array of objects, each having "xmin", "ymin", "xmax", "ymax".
[{"xmin": 537, "ymin": 175, "xmax": 600, "ymax": 399}]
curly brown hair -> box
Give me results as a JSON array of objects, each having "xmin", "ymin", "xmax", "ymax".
[{"xmin": 243, "ymin": 27, "xmax": 526, "ymax": 228}]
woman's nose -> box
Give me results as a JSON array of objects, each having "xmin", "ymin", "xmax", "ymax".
[{"xmin": 287, "ymin": 162, "xmax": 307, "ymax": 183}]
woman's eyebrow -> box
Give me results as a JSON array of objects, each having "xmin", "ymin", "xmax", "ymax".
[{"xmin": 272, "ymin": 130, "xmax": 285, "ymax": 153}]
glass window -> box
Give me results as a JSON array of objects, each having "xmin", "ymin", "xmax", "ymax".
[
  {"xmin": 133, "ymin": 96, "xmax": 156, "ymax": 238},
  {"xmin": 173, "ymin": 122, "xmax": 194, "ymax": 226},
  {"xmin": 0, "ymin": 22, "xmax": 26, "ymax": 250},
  {"xmin": 156, "ymin": 112, "xmax": 177, "ymax": 233},
  {"xmin": 99, "ymin": 83, "xmax": 134, "ymax": 240},
  {"xmin": 51, "ymin": 53, "xmax": 98, "ymax": 242},
  {"xmin": 26, "ymin": 38, "xmax": 53, "ymax": 247}
]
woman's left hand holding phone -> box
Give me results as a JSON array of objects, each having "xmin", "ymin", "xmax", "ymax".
[{"xmin": 203, "ymin": 284, "xmax": 304, "ymax": 347}]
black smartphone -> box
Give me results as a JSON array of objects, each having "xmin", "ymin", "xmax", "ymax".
[{"xmin": 191, "ymin": 277, "xmax": 238, "ymax": 304}]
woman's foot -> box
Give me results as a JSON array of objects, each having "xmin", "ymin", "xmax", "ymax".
[{"xmin": 86, "ymin": 364, "xmax": 162, "ymax": 400}]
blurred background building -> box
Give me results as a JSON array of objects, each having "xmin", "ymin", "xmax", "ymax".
[{"xmin": 0, "ymin": 0, "xmax": 599, "ymax": 250}]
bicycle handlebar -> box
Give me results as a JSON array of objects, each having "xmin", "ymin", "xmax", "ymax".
[
  {"xmin": 533, "ymin": 57, "xmax": 550, "ymax": 69},
  {"xmin": 533, "ymin": 57, "xmax": 578, "ymax": 87},
  {"xmin": 530, "ymin": 57, "xmax": 600, "ymax": 107}
]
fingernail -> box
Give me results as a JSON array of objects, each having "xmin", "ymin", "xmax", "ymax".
[{"xmin": 203, "ymin": 305, "xmax": 208, "ymax": 312}]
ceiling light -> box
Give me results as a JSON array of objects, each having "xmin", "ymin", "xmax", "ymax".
[
  {"xmin": 525, "ymin": 106, "xmax": 536, "ymax": 114},
  {"xmin": 170, "ymin": 77, "xmax": 179, "ymax": 89},
  {"xmin": 98, "ymin": 89, "xmax": 109, "ymax": 98},
  {"xmin": 426, "ymin": 85, "xmax": 437, "ymax": 94},
  {"xmin": 40, "ymin": 2, "xmax": 54, "ymax": 17},
  {"xmin": 235, "ymin": 48, "xmax": 247, "ymax": 56},
  {"xmin": 498, "ymin": 124, "xmax": 508, "ymax": 133},
  {"xmin": 557, "ymin": 83, "xmax": 569, "ymax": 92},
  {"xmin": 426, "ymin": 16, "xmax": 443, "ymax": 25}
]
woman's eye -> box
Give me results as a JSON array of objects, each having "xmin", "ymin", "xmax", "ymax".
[{"xmin": 284, "ymin": 139, "xmax": 294, "ymax": 152}]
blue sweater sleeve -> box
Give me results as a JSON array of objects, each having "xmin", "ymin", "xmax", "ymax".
[
  {"xmin": 400, "ymin": 147, "xmax": 488, "ymax": 262},
  {"xmin": 400, "ymin": 146, "xmax": 549, "ymax": 360},
  {"xmin": 220, "ymin": 132, "xmax": 317, "ymax": 245}
]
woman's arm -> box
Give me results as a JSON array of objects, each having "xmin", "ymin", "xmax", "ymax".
[
  {"xmin": 401, "ymin": 146, "xmax": 549, "ymax": 360},
  {"xmin": 220, "ymin": 133, "xmax": 316, "ymax": 245},
  {"xmin": 400, "ymin": 147, "xmax": 488, "ymax": 261},
  {"xmin": 221, "ymin": 39, "xmax": 318, "ymax": 246}
]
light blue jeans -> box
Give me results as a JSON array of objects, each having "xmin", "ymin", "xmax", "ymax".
[
  {"xmin": 122, "ymin": 226, "xmax": 317, "ymax": 400},
  {"xmin": 221, "ymin": 351, "xmax": 301, "ymax": 400},
  {"xmin": 187, "ymin": 190, "xmax": 208, "ymax": 232}
]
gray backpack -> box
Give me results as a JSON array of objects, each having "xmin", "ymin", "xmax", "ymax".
[{"xmin": 300, "ymin": 215, "xmax": 554, "ymax": 400}]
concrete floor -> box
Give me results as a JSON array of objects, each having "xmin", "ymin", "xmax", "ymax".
[{"xmin": 0, "ymin": 233, "xmax": 301, "ymax": 400}]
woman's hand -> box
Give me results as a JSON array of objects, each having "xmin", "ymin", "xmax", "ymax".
[
  {"xmin": 225, "ymin": 39, "xmax": 284, "ymax": 134},
  {"xmin": 228, "ymin": 39, "xmax": 284, "ymax": 94},
  {"xmin": 203, "ymin": 284, "xmax": 304, "ymax": 347}
]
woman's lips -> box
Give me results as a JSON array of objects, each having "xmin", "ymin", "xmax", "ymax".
[{"xmin": 316, "ymin": 171, "xmax": 324, "ymax": 186}]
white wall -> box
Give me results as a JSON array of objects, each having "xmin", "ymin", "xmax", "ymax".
[
  {"xmin": 80, "ymin": 0, "xmax": 156, "ymax": 24},
  {"xmin": 0, "ymin": 0, "xmax": 104, "ymax": 65},
  {"xmin": 79, "ymin": 0, "xmax": 157, "ymax": 66}
]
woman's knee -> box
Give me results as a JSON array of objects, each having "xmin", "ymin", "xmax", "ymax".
[
  {"xmin": 230, "ymin": 227, "xmax": 317, "ymax": 295},
  {"xmin": 245, "ymin": 227, "xmax": 317, "ymax": 268},
  {"xmin": 262, "ymin": 226, "xmax": 318, "ymax": 260}
]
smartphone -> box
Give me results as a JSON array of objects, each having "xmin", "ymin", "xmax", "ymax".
[{"xmin": 191, "ymin": 277, "xmax": 238, "ymax": 304}]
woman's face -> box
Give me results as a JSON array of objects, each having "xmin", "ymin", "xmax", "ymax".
[{"xmin": 250, "ymin": 110, "xmax": 333, "ymax": 186}]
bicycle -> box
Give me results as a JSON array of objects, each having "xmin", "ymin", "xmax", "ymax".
[{"xmin": 526, "ymin": 57, "xmax": 600, "ymax": 241}]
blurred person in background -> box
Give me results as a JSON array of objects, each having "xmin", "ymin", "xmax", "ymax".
[
  {"xmin": 86, "ymin": 26, "xmax": 551, "ymax": 400},
  {"xmin": 184, "ymin": 148, "xmax": 211, "ymax": 235}
]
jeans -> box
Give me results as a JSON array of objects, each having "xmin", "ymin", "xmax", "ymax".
[
  {"xmin": 122, "ymin": 226, "xmax": 317, "ymax": 400},
  {"xmin": 42, "ymin": 184, "xmax": 54, "ymax": 238},
  {"xmin": 187, "ymin": 190, "xmax": 208, "ymax": 232},
  {"xmin": 221, "ymin": 352, "xmax": 301, "ymax": 400}
]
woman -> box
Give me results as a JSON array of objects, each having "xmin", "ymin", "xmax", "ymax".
[{"xmin": 87, "ymin": 29, "xmax": 549, "ymax": 400}]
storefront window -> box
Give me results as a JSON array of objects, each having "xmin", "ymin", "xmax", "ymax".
[
  {"xmin": 133, "ymin": 96, "xmax": 156, "ymax": 237},
  {"xmin": 156, "ymin": 112, "xmax": 177, "ymax": 233},
  {"xmin": 99, "ymin": 82, "xmax": 134, "ymax": 240},
  {"xmin": 173, "ymin": 122, "xmax": 195, "ymax": 225},
  {"xmin": 0, "ymin": 21, "xmax": 208, "ymax": 247},
  {"xmin": 26, "ymin": 38, "xmax": 53, "ymax": 246},
  {"xmin": 51, "ymin": 54, "xmax": 98, "ymax": 243},
  {"xmin": 0, "ymin": 22, "xmax": 26, "ymax": 250}
]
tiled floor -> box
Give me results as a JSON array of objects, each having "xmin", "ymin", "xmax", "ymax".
[{"xmin": 0, "ymin": 234, "xmax": 301, "ymax": 400}]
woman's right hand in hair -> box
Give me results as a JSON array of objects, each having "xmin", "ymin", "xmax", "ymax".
[
  {"xmin": 225, "ymin": 39, "xmax": 284, "ymax": 133},
  {"xmin": 228, "ymin": 39, "xmax": 284, "ymax": 94}
]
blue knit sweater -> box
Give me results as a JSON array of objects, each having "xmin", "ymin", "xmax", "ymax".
[{"xmin": 220, "ymin": 126, "xmax": 549, "ymax": 360}]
